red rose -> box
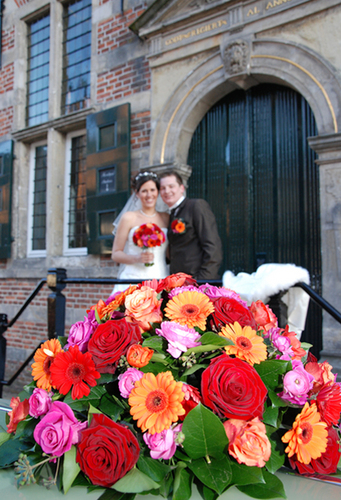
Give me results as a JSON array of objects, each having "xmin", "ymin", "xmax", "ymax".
[
  {"xmin": 201, "ymin": 355, "xmax": 267, "ymax": 420},
  {"xmin": 157, "ymin": 273, "xmax": 197, "ymax": 293},
  {"xmin": 209, "ymin": 297, "xmax": 257, "ymax": 331},
  {"xmin": 88, "ymin": 318, "xmax": 141, "ymax": 373},
  {"xmin": 76, "ymin": 413, "xmax": 140, "ymax": 487},
  {"xmin": 289, "ymin": 426, "xmax": 341, "ymax": 475}
]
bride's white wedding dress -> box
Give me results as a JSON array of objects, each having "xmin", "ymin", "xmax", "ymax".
[{"xmin": 113, "ymin": 226, "xmax": 169, "ymax": 293}]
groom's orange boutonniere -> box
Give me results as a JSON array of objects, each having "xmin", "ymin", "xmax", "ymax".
[{"xmin": 171, "ymin": 218, "xmax": 186, "ymax": 234}]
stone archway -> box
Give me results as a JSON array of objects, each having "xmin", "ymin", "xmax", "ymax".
[{"xmin": 150, "ymin": 38, "xmax": 341, "ymax": 169}]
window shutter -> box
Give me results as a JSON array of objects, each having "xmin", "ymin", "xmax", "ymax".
[
  {"xmin": 0, "ymin": 140, "xmax": 13, "ymax": 259},
  {"xmin": 86, "ymin": 103, "xmax": 130, "ymax": 254}
]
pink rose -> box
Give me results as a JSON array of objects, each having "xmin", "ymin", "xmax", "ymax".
[
  {"xmin": 7, "ymin": 397, "xmax": 29, "ymax": 434},
  {"xmin": 29, "ymin": 388, "xmax": 53, "ymax": 418},
  {"xmin": 118, "ymin": 368, "xmax": 144, "ymax": 398},
  {"xmin": 168, "ymin": 286, "xmax": 200, "ymax": 299},
  {"xmin": 66, "ymin": 317, "xmax": 97, "ymax": 352},
  {"xmin": 34, "ymin": 401, "xmax": 87, "ymax": 457},
  {"xmin": 143, "ymin": 424, "xmax": 183, "ymax": 460},
  {"xmin": 125, "ymin": 286, "xmax": 162, "ymax": 330},
  {"xmin": 155, "ymin": 321, "xmax": 201, "ymax": 358},
  {"xmin": 278, "ymin": 364, "xmax": 314, "ymax": 405},
  {"xmin": 224, "ymin": 417, "xmax": 271, "ymax": 467}
]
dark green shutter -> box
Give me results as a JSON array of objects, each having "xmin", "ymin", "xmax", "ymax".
[
  {"xmin": 86, "ymin": 103, "xmax": 130, "ymax": 254},
  {"xmin": 0, "ymin": 140, "xmax": 13, "ymax": 258}
]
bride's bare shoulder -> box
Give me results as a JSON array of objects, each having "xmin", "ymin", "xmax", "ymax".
[{"xmin": 119, "ymin": 211, "xmax": 139, "ymax": 226}]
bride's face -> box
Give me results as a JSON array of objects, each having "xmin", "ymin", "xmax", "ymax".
[{"xmin": 136, "ymin": 180, "xmax": 159, "ymax": 209}]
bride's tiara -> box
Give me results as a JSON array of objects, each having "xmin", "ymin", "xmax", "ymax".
[{"xmin": 134, "ymin": 171, "xmax": 158, "ymax": 181}]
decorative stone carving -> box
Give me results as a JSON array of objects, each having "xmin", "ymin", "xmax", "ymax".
[{"xmin": 221, "ymin": 39, "xmax": 250, "ymax": 76}]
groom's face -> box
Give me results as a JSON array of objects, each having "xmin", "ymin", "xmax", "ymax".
[{"xmin": 160, "ymin": 175, "xmax": 185, "ymax": 207}]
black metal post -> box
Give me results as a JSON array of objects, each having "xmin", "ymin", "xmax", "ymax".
[
  {"xmin": 0, "ymin": 313, "xmax": 8, "ymax": 398},
  {"xmin": 47, "ymin": 268, "xmax": 67, "ymax": 339}
]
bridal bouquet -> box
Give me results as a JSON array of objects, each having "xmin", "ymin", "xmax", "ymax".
[
  {"xmin": 1, "ymin": 273, "xmax": 341, "ymax": 500},
  {"xmin": 133, "ymin": 223, "xmax": 166, "ymax": 266}
]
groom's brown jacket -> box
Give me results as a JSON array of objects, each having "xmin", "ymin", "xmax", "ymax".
[{"xmin": 168, "ymin": 198, "xmax": 223, "ymax": 280}]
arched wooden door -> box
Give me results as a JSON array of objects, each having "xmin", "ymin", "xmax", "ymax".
[{"xmin": 187, "ymin": 84, "xmax": 322, "ymax": 354}]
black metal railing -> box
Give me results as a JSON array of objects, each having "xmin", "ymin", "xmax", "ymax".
[{"xmin": 1, "ymin": 268, "xmax": 340, "ymax": 399}]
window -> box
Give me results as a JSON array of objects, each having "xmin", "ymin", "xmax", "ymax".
[
  {"xmin": 26, "ymin": 13, "xmax": 50, "ymax": 127},
  {"xmin": 28, "ymin": 143, "xmax": 47, "ymax": 256},
  {"xmin": 61, "ymin": 0, "xmax": 92, "ymax": 115},
  {"xmin": 64, "ymin": 131, "xmax": 87, "ymax": 255}
]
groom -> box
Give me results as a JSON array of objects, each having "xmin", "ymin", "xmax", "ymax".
[{"xmin": 159, "ymin": 170, "xmax": 223, "ymax": 280}]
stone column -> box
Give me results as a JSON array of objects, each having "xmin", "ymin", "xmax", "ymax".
[{"xmin": 309, "ymin": 133, "xmax": 341, "ymax": 374}]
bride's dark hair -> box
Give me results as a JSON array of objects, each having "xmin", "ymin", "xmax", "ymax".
[{"xmin": 132, "ymin": 171, "xmax": 160, "ymax": 192}]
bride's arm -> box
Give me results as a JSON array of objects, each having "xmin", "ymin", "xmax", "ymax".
[{"xmin": 111, "ymin": 212, "xmax": 153, "ymax": 265}]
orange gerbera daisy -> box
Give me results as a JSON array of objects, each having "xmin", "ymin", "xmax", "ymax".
[
  {"xmin": 219, "ymin": 321, "xmax": 267, "ymax": 365},
  {"xmin": 31, "ymin": 338, "xmax": 63, "ymax": 391},
  {"xmin": 128, "ymin": 371, "xmax": 185, "ymax": 434},
  {"xmin": 164, "ymin": 291, "xmax": 214, "ymax": 330},
  {"xmin": 282, "ymin": 402, "xmax": 328, "ymax": 464}
]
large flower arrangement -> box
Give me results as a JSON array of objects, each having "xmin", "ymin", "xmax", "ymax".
[{"xmin": 1, "ymin": 273, "xmax": 341, "ymax": 500}]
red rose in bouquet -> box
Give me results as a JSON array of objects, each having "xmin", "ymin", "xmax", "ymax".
[
  {"xmin": 210, "ymin": 297, "xmax": 257, "ymax": 331},
  {"xmin": 88, "ymin": 318, "xmax": 141, "ymax": 373},
  {"xmin": 76, "ymin": 413, "xmax": 140, "ymax": 487},
  {"xmin": 201, "ymin": 354, "xmax": 267, "ymax": 420},
  {"xmin": 289, "ymin": 426, "xmax": 341, "ymax": 475}
]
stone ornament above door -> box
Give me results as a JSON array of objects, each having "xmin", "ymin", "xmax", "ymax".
[{"xmin": 221, "ymin": 39, "xmax": 251, "ymax": 77}]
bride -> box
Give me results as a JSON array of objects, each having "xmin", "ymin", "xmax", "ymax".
[{"xmin": 111, "ymin": 172, "xmax": 169, "ymax": 290}]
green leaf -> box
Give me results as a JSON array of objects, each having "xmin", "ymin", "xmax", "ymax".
[
  {"xmin": 0, "ymin": 431, "xmax": 11, "ymax": 446},
  {"xmin": 113, "ymin": 467, "xmax": 159, "ymax": 493},
  {"xmin": 181, "ymin": 364, "xmax": 207, "ymax": 378},
  {"xmin": 13, "ymin": 417, "xmax": 37, "ymax": 440},
  {"xmin": 159, "ymin": 471, "xmax": 173, "ymax": 498},
  {"xmin": 254, "ymin": 360, "xmax": 290, "ymax": 391},
  {"xmin": 137, "ymin": 455, "xmax": 171, "ymax": 482},
  {"xmin": 199, "ymin": 332, "xmax": 234, "ymax": 347},
  {"xmin": 63, "ymin": 445, "xmax": 81, "ymax": 493},
  {"xmin": 0, "ymin": 438, "xmax": 25, "ymax": 467},
  {"xmin": 268, "ymin": 390, "xmax": 288, "ymax": 408},
  {"xmin": 188, "ymin": 456, "xmax": 232, "ymax": 495},
  {"xmin": 98, "ymin": 490, "xmax": 135, "ymax": 500},
  {"xmin": 64, "ymin": 385, "xmax": 107, "ymax": 411},
  {"xmin": 98, "ymin": 373, "xmax": 115, "ymax": 385},
  {"xmin": 195, "ymin": 481, "xmax": 218, "ymax": 500},
  {"xmin": 262, "ymin": 405, "xmax": 279, "ymax": 427},
  {"xmin": 185, "ymin": 345, "xmax": 222, "ymax": 355},
  {"xmin": 141, "ymin": 362, "xmax": 171, "ymax": 375},
  {"xmin": 230, "ymin": 461, "xmax": 264, "ymax": 486},
  {"xmin": 237, "ymin": 470, "xmax": 286, "ymax": 499},
  {"xmin": 143, "ymin": 337, "xmax": 165, "ymax": 352},
  {"xmin": 182, "ymin": 404, "xmax": 228, "ymax": 460},
  {"xmin": 265, "ymin": 429, "xmax": 285, "ymax": 474},
  {"xmin": 97, "ymin": 393, "xmax": 125, "ymax": 421},
  {"xmin": 173, "ymin": 463, "xmax": 192, "ymax": 500}
]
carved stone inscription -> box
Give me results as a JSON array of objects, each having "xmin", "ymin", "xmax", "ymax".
[{"xmin": 161, "ymin": 0, "xmax": 303, "ymax": 51}]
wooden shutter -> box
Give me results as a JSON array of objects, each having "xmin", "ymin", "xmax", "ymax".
[
  {"xmin": 0, "ymin": 140, "xmax": 13, "ymax": 259},
  {"xmin": 86, "ymin": 104, "xmax": 130, "ymax": 254}
]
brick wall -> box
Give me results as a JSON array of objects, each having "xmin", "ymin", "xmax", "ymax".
[
  {"xmin": 97, "ymin": 5, "xmax": 146, "ymax": 53},
  {"xmin": 2, "ymin": 26, "xmax": 15, "ymax": 53},
  {"xmin": 0, "ymin": 279, "xmax": 117, "ymax": 399}
]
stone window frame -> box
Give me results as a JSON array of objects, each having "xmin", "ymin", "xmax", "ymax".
[
  {"xmin": 27, "ymin": 139, "xmax": 48, "ymax": 258},
  {"xmin": 63, "ymin": 128, "xmax": 88, "ymax": 256}
]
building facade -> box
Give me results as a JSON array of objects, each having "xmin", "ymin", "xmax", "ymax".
[{"xmin": 1, "ymin": 0, "xmax": 341, "ymax": 395}]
